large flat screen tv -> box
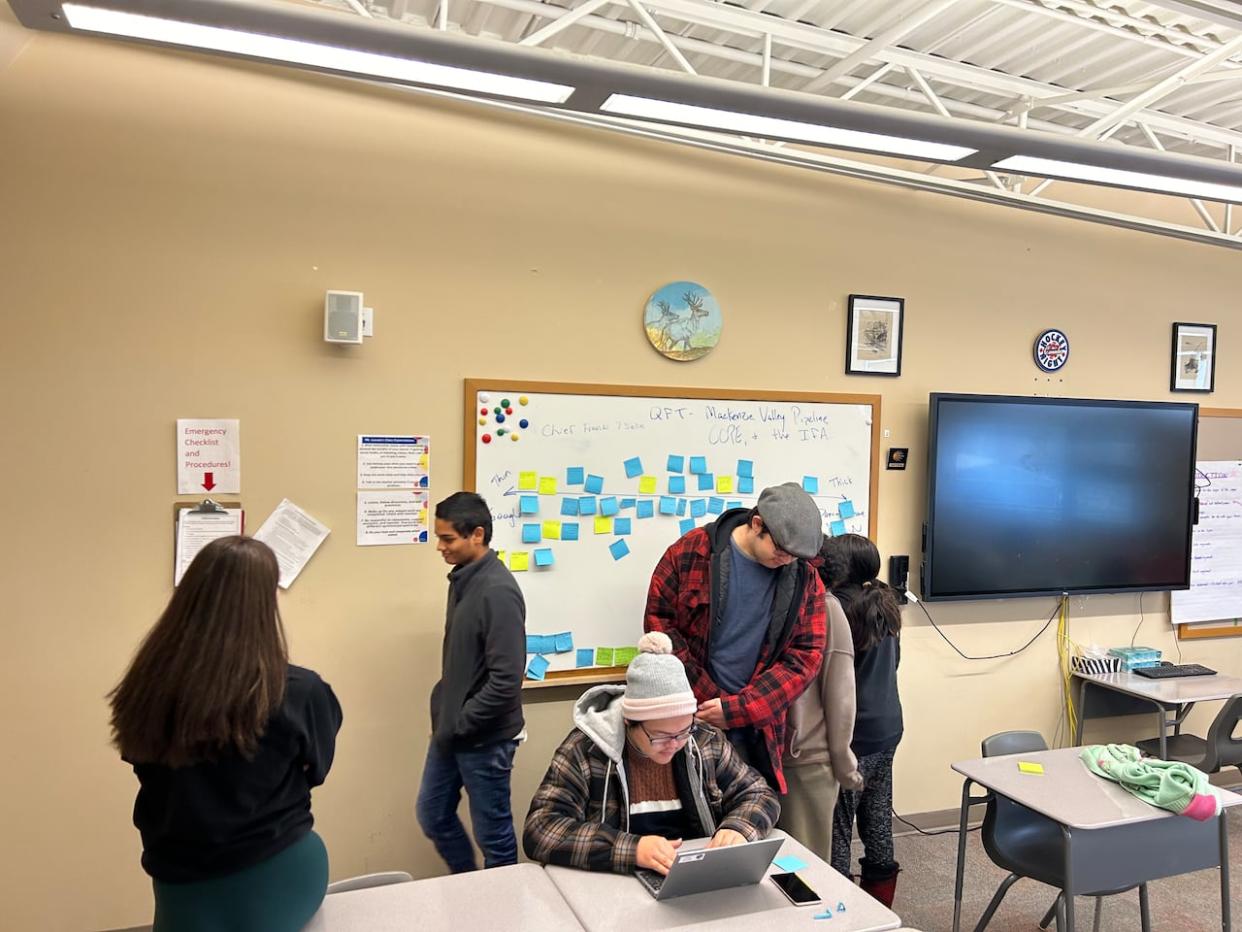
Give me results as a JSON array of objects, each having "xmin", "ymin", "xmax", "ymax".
[{"xmin": 922, "ymin": 394, "xmax": 1198, "ymax": 602}]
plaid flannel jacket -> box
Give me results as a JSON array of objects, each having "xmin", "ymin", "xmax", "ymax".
[
  {"xmin": 643, "ymin": 518, "xmax": 827, "ymax": 793},
  {"xmin": 522, "ymin": 724, "xmax": 780, "ymax": 874}
]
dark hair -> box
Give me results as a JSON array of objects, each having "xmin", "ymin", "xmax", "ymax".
[
  {"xmin": 818, "ymin": 533, "xmax": 901, "ymax": 652},
  {"xmin": 435, "ymin": 491, "xmax": 493, "ymax": 545},
  {"xmin": 108, "ymin": 536, "xmax": 288, "ymax": 767}
]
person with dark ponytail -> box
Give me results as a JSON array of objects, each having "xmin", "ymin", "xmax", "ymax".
[
  {"xmin": 822, "ymin": 533, "xmax": 903, "ymax": 909},
  {"xmin": 109, "ymin": 536, "xmax": 342, "ymax": 932}
]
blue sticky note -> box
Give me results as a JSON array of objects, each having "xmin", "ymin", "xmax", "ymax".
[
  {"xmin": 534, "ymin": 548, "xmax": 554, "ymax": 567},
  {"xmin": 521, "ymin": 524, "xmax": 541, "ymax": 544},
  {"xmin": 578, "ymin": 496, "xmax": 597, "ymax": 515},
  {"xmin": 802, "ymin": 476, "xmax": 819, "ymax": 494},
  {"xmin": 839, "ymin": 500, "xmax": 856, "ymax": 519},
  {"xmin": 691, "ymin": 499, "xmax": 707, "ymax": 518},
  {"xmin": 600, "ymin": 496, "xmax": 619, "ymax": 516},
  {"xmin": 679, "ymin": 517, "xmax": 696, "ymax": 535},
  {"xmin": 540, "ymin": 634, "xmax": 559, "ymax": 653},
  {"xmin": 561, "ymin": 498, "xmax": 580, "ymax": 516},
  {"xmin": 554, "ymin": 632, "xmax": 573, "ymax": 652},
  {"xmin": 737, "ymin": 459, "xmax": 754, "ymax": 479},
  {"xmin": 526, "ymin": 634, "xmax": 542, "ymax": 654},
  {"xmin": 707, "ymin": 497, "xmax": 725, "ymax": 514},
  {"xmin": 526, "ymin": 655, "xmax": 550, "ymax": 681},
  {"xmin": 774, "ymin": 855, "xmax": 808, "ymax": 873},
  {"xmin": 658, "ymin": 496, "xmax": 677, "ymax": 515},
  {"xmin": 689, "ymin": 456, "xmax": 708, "ymax": 474},
  {"xmin": 566, "ymin": 466, "xmax": 585, "ymax": 486},
  {"xmin": 668, "ymin": 475, "xmax": 687, "ymax": 494},
  {"xmin": 585, "ymin": 474, "xmax": 604, "ymax": 494},
  {"xmin": 667, "ymin": 454, "xmax": 684, "ymax": 473},
  {"xmin": 727, "ymin": 501, "xmax": 742, "ymax": 510},
  {"xmin": 562, "ymin": 522, "xmax": 580, "ymax": 540},
  {"xmin": 697, "ymin": 472, "xmax": 715, "ymax": 491},
  {"xmin": 614, "ymin": 517, "xmax": 632, "ymax": 535},
  {"xmin": 637, "ymin": 500, "xmax": 655, "ymax": 518},
  {"xmin": 738, "ymin": 476, "xmax": 754, "ymax": 494},
  {"xmin": 609, "ymin": 539, "xmax": 630, "ymax": 560},
  {"xmin": 519, "ymin": 495, "xmax": 539, "ymax": 515},
  {"xmin": 677, "ymin": 498, "xmax": 687, "ymax": 516},
  {"xmin": 576, "ymin": 648, "xmax": 594, "ymax": 668},
  {"xmin": 620, "ymin": 498, "xmax": 636, "ymax": 509},
  {"xmin": 623, "ymin": 457, "xmax": 643, "ymax": 479},
  {"xmin": 830, "ymin": 519, "xmax": 846, "ymax": 536}
]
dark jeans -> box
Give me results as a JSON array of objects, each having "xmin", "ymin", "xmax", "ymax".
[{"xmin": 416, "ymin": 738, "xmax": 518, "ymax": 872}]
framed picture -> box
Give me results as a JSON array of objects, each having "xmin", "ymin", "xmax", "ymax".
[
  {"xmin": 1170, "ymin": 322, "xmax": 1216, "ymax": 393},
  {"xmin": 845, "ymin": 294, "xmax": 904, "ymax": 376}
]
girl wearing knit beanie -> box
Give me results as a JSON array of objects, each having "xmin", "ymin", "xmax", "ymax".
[{"xmin": 523, "ymin": 632, "xmax": 780, "ymax": 877}]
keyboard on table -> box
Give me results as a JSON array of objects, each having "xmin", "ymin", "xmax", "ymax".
[{"xmin": 1133, "ymin": 663, "xmax": 1217, "ymax": 679}]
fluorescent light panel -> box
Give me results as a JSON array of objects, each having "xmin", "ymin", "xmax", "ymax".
[
  {"xmin": 61, "ymin": 3, "xmax": 575, "ymax": 104},
  {"xmin": 601, "ymin": 94, "xmax": 976, "ymax": 162},
  {"xmin": 994, "ymin": 155, "xmax": 1242, "ymax": 203}
]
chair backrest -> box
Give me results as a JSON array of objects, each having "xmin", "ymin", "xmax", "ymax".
[
  {"xmin": 1202, "ymin": 694, "xmax": 1242, "ymax": 773},
  {"xmin": 981, "ymin": 730, "xmax": 1048, "ymax": 758},
  {"xmin": 326, "ymin": 871, "xmax": 414, "ymax": 895}
]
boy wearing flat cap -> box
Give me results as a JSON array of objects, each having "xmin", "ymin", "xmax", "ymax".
[{"xmin": 644, "ymin": 482, "xmax": 827, "ymax": 792}]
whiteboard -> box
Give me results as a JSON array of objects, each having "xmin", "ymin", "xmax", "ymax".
[
  {"xmin": 1172, "ymin": 460, "xmax": 1242, "ymax": 625},
  {"xmin": 464, "ymin": 381, "xmax": 880, "ymax": 679}
]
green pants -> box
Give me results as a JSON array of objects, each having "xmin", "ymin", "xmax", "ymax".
[
  {"xmin": 152, "ymin": 830, "xmax": 328, "ymax": 932},
  {"xmin": 778, "ymin": 762, "xmax": 840, "ymax": 863}
]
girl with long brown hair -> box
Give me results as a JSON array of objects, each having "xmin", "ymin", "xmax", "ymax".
[{"xmin": 109, "ymin": 535, "xmax": 342, "ymax": 931}]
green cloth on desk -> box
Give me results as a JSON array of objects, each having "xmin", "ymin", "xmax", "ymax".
[{"xmin": 1079, "ymin": 744, "xmax": 1222, "ymax": 821}]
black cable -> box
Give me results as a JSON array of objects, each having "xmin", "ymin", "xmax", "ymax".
[
  {"xmin": 915, "ymin": 596, "xmax": 1062, "ymax": 661},
  {"xmin": 891, "ymin": 808, "xmax": 979, "ymax": 836}
]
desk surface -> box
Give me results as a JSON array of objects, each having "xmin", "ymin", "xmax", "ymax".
[
  {"xmin": 1074, "ymin": 669, "xmax": 1242, "ymax": 704},
  {"xmin": 953, "ymin": 746, "xmax": 1242, "ymax": 830},
  {"xmin": 303, "ymin": 863, "xmax": 582, "ymax": 932},
  {"xmin": 544, "ymin": 831, "xmax": 901, "ymax": 932}
]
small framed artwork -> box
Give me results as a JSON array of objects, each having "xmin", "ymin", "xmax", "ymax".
[
  {"xmin": 846, "ymin": 294, "xmax": 904, "ymax": 376},
  {"xmin": 1170, "ymin": 322, "xmax": 1217, "ymax": 393}
]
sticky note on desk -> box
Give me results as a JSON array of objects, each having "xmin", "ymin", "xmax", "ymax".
[
  {"xmin": 1018, "ymin": 761, "xmax": 1044, "ymax": 775},
  {"xmin": 773, "ymin": 855, "xmax": 808, "ymax": 873}
]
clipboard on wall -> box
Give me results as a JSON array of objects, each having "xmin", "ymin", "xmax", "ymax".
[{"xmin": 174, "ymin": 499, "xmax": 244, "ymax": 585}]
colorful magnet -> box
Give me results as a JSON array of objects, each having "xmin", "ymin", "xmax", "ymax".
[
  {"xmin": 519, "ymin": 396, "xmax": 529, "ymax": 405},
  {"xmin": 482, "ymin": 434, "xmax": 492, "ymax": 443},
  {"xmin": 519, "ymin": 419, "xmax": 529, "ymax": 429},
  {"xmin": 501, "ymin": 398, "xmax": 510, "ymax": 408},
  {"xmin": 496, "ymin": 413, "xmax": 506, "ymax": 423},
  {"xmin": 511, "ymin": 433, "xmax": 520, "ymax": 441},
  {"xmin": 479, "ymin": 407, "xmax": 488, "ymax": 415}
]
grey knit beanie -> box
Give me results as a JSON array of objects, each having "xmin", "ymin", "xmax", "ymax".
[{"xmin": 620, "ymin": 632, "xmax": 697, "ymax": 721}]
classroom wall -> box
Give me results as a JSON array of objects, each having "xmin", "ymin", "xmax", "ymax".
[{"xmin": 5, "ymin": 16, "xmax": 1242, "ymax": 931}]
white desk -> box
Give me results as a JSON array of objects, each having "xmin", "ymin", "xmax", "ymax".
[
  {"xmin": 951, "ymin": 747, "xmax": 1242, "ymax": 932},
  {"xmin": 303, "ymin": 863, "xmax": 583, "ymax": 931},
  {"xmin": 1073, "ymin": 670, "xmax": 1242, "ymax": 758},
  {"xmin": 544, "ymin": 830, "xmax": 901, "ymax": 932}
]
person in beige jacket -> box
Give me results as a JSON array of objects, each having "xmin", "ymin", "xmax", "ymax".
[{"xmin": 778, "ymin": 536, "xmax": 864, "ymax": 862}]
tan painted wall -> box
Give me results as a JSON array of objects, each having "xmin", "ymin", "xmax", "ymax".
[{"xmin": 4, "ymin": 19, "xmax": 1242, "ymax": 932}]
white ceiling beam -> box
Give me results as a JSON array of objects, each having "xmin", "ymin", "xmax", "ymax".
[
  {"xmin": 907, "ymin": 65, "xmax": 1006, "ymax": 190},
  {"xmin": 519, "ymin": 0, "xmax": 613, "ymax": 46},
  {"xmin": 624, "ymin": 0, "xmax": 697, "ymax": 74},
  {"xmin": 989, "ymin": 0, "xmax": 1231, "ymax": 57},
  {"xmin": 1136, "ymin": 121, "xmax": 1221, "ymax": 231},
  {"xmin": 1030, "ymin": 67, "xmax": 1242, "ymax": 112}
]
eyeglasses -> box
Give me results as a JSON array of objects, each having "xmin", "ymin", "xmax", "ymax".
[
  {"xmin": 758, "ymin": 520, "xmax": 794, "ymax": 560},
  {"xmin": 637, "ymin": 721, "xmax": 699, "ymax": 748}
]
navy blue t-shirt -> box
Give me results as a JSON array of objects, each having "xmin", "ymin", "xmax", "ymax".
[{"xmin": 707, "ymin": 539, "xmax": 778, "ymax": 694}]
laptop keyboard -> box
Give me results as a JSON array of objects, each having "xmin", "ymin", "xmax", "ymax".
[
  {"xmin": 1133, "ymin": 663, "xmax": 1216, "ymax": 679},
  {"xmin": 636, "ymin": 869, "xmax": 665, "ymax": 895}
]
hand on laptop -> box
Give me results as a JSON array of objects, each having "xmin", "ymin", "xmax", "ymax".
[
  {"xmin": 637, "ymin": 835, "xmax": 683, "ymax": 875},
  {"xmin": 707, "ymin": 829, "xmax": 746, "ymax": 848},
  {"xmin": 695, "ymin": 698, "xmax": 726, "ymax": 728}
]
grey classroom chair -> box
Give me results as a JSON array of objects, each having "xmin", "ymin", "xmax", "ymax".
[
  {"xmin": 1135, "ymin": 693, "xmax": 1242, "ymax": 774},
  {"xmin": 326, "ymin": 871, "xmax": 414, "ymax": 894},
  {"xmin": 972, "ymin": 730, "xmax": 1151, "ymax": 932}
]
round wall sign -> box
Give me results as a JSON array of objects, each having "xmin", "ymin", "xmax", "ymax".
[
  {"xmin": 1034, "ymin": 328, "xmax": 1070, "ymax": 372},
  {"xmin": 643, "ymin": 281, "xmax": 722, "ymax": 362}
]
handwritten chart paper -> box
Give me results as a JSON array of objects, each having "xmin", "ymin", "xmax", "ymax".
[{"xmin": 1173, "ymin": 461, "xmax": 1242, "ymax": 625}]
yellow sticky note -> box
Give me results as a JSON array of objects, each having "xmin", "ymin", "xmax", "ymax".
[
  {"xmin": 496, "ymin": 551, "xmax": 507, "ymax": 566},
  {"xmin": 594, "ymin": 516, "xmax": 613, "ymax": 535},
  {"xmin": 638, "ymin": 476, "xmax": 657, "ymax": 494},
  {"xmin": 518, "ymin": 471, "xmax": 537, "ymax": 491},
  {"xmin": 510, "ymin": 551, "xmax": 530, "ymax": 572},
  {"xmin": 539, "ymin": 476, "xmax": 558, "ymax": 496},
  {"xmin": 716, "ymin": 475, "xmax": 734, "ymax": 494},
  {"xmin": 543, "ymin": 520, "xmax": 562, "ymax": 540},
  {"xmin": 1018, "ymin": 761, "xmax": 1044, "ymax": 775}
]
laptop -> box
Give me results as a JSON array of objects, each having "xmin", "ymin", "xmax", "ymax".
[{"xmin": 635, "ymin": 836, "xmax": 784, "ymax": 900}]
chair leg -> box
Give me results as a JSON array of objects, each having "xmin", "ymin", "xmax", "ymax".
[
  {"xmin": 1092, "ymin": 896, "xmax": 1103, "ymax": 932},
  {"xmin": 1055, "ymin": 893, "xmax": 1067, "ymax": 932},
  {"xmin": 1038, "ymin": 895, "xmax": 1059, "ymax": 930},
  {"xmin": 1139, "ymin": 883, "xmax": 1152, "ymax": 932},
  {"xmin": 972, "ymin": 873, "xmax": 1022, "ymax": 932}
]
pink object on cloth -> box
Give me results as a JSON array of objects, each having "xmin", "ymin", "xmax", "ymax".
[{"xmin": 1182, "ymin": 792, "xmax": 1221, "ymax": 821}]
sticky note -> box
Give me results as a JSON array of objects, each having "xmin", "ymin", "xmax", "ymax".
[
  {"xmin": 802, "ymin": 476, "xmax": 819, "ymax": 494},
  {"xmin": 830, "ymin": 520, "xmax": 846, "ymax": 536},
  {"xmin": 542, "ymin": 521, "xmax": 561, "ymax": 540},
  {"xmin": 667, "ymin": 455, "xmax": 684, "ymax": 473},
  {"xmin": 677, "ymin": 498, "xmax": 687, "ymax": 516},
  {"xmin": 561, "ymin": 498, "xmax": 579, "ymax": 517},
  {"xmin": 839, "ymin": 500, "xmax": 856, "ymax": 519},
  {"xmin": 614, "ymin": 517, "xmax": 632, "ymax": 535},
  {"xmin": 526, "ymin": 655, "xmax": 549, "ymax": 680},
  {"xmin": 554, "ymin": 632, "xmax": 573, "ymax": 652},
  {"xmin": 526, "ymin": 634, "xmax": 544, "ymax": 654},
  {"xmin": 623, "ymin": 457, "xmax": 643, "ymax": 478},
  {"xmin": 561, "ymin": 522, "xmax": 580, "ymax": 541},
  {"xmin": 697, "ymin": 473, "xmax": 715, "ymax": 491},
  {"xmin": 659, "ymin": 496, "xmax": 677, "ymax": 515},
  {"xmin": 774, "ymin": 855, "xmax": 808, "ymax": 873},
  {"xmin": 620, "ymin": 498, "xmax": 636, "ymax": 509},
  {"xmin": 609, "ymin": 539, "xmax": 630, "ymax": 561},
  {"xmin": 668, "ymin": 475, "xmax": 687, "ymax": 494},
  {"xmin": 534, "ymin": 548, "xmax": 555, "ymax": 567},
  {"xmin": 691, "ymin": 499, "xmax": 707, "ymax": 518},
  {"xmin": 637, "ymin": 500, "xmax": 654, "ymax": 518},
  {"xmin": 737, "ymin": 459, "xmax": 754, "ymax": 478},
  {"xmin": 1018, "ymin": 761, "xmax": 1045, "ymax": 775},
  {"xmin": 680, "ymin": 517, "xmax": 696, "ymax": 535},
  {"xmin": 518, "ymin": 471, "xmax": 537, "ymax": 491},
  {"xmin": 708, "ymin": 497, "xmax": 725, "ymax": 514},
  {"xmin": 638, "ymin": 475, "xmax": 657, "ymax": 494},
  {"xmin": 689, "ymin": 456, "xmax": 708, "ymax": 474},
  {"xmin": 519, "ymin": 495, "xmax": 539, "ymax": 515},
  {"xmin": 566, "ymin": 466, "xmax": 585, "ymax": 486},
  {"xmin": 600, "ymin": 496, "xmax": 619, "ymax": 516},
  {"xmin": 716, "ymin": 475, "xmax": 734, "ymax": 494},
  {"xmin": 585, "ymin": 474, "xmax": 604, "ymax": 494},
  {"xmin": 738, "ymin": 476, "xmax": 754, "ymax": 495},
  {"xmin": 578, "ymin": 496, "xmax": 597, "ymax": 515},
  {"xmin": 614, "ymin": 647, "xmax": 638, "ymax": 666},
  {"xmin": 576, "ymin": 648, "xmax": 594, "ymax": 668},
  {"xmin": 594, "ymin": 516, "xmax": 613, "ymax": 535},
  {"xmin": 539, "ymin": 476, "xmax": 557, "ymax": 495},
  {"xmin": 522, "ymin": 524, "xmax": 541, "ymax": 544},
  {"xmin": 510, "ymin": 552, "xmax": 529, "ymax": 572},
  {"xmin": 595, "ymin": 647, "xmax": 616, "ymax": 666}
]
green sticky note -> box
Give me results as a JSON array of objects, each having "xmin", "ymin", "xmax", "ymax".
[
  {"xmin": 614, "ymin": 647, "xmax": 638, "ymax": 666},
  {"xmin": 595, "ymin": 647, "xmax": 616, "ymax": 666}
]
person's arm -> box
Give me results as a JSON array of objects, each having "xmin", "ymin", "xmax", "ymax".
[
  {"xmin": 643, "ymin": 541, "xmax": 719, "ymax": 702},
  {"xmin": 719, "ymin": 570, "xmax": 826, "ymax": 730},
  {"xmin": 300, "ymin": 674, "xmax": 343, "ymax": 787},
  {"xmin": 705, "ymin": 729, "xmax": 781, "ymax": 840},
  {"xmin": 822, "ymin": 599, "xmax": 862, "ymax": 791},
  {"xmin": 455, "ymin": 587, "xmax": 525, "ymax": 741}
]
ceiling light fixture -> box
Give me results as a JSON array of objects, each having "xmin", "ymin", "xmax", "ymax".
[{"xmin": 993, "ymin": 155, "xmax": 1242, "ymax": 203}]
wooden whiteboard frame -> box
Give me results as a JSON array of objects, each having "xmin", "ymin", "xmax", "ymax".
[
  {"xmin": 463, "ymin": 379, "xmax": 883, "ymax": 685},
  {"xmin": 1177, "ymin": 406, "xmax": 1242, "ymax": 641}
]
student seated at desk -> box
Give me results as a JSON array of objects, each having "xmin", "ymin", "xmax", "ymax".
[
  {"xmin": 108, "ymin": 536, "xmax": 343, "ymax": 932},
  {"xmin": 523, "ymin": 632, "xmax": 780, "ymax": 876}
]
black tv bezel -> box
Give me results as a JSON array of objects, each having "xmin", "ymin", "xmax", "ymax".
[{"xmin": 922, "ymin": 393, "xmax": 1199, "ymax": 603}]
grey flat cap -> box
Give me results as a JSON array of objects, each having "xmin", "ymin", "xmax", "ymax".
[{"xmin": 755, "ymin": 482, "xmax": 823, "ymax": 559}]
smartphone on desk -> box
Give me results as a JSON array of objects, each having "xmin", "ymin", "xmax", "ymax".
[{"xmin": 770, "ymin": 871, "xmax": 822, "ymax": 906}]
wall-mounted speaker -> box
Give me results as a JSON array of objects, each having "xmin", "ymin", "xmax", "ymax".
[{"xmin": 325, "ymin": 290, "xmax": 364, "ymax": 344}]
